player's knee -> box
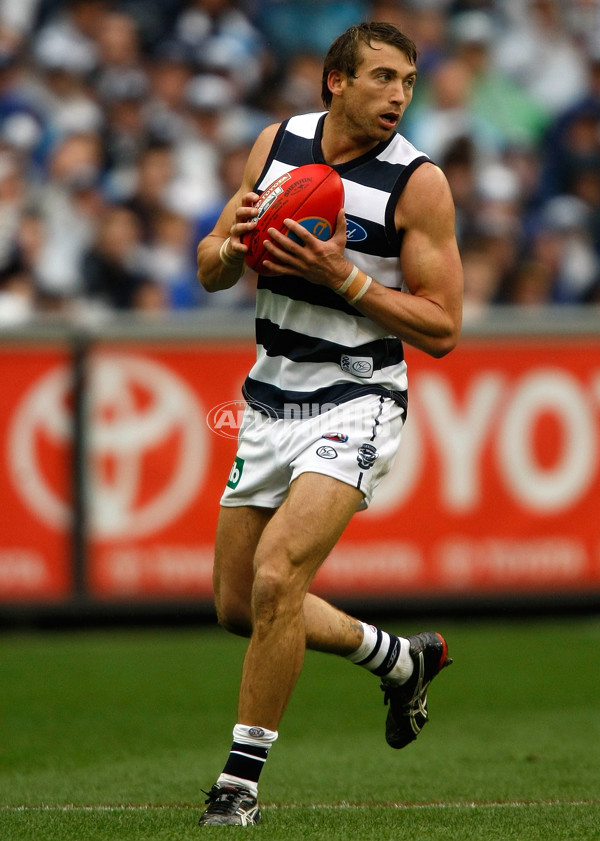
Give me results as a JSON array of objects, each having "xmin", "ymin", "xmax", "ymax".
[{"xmin": 251, "ymin": 564, "xmax": 303, "ymax": 625}]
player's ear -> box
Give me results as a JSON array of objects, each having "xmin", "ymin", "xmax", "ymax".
[{"xmin": 327, "ymin": 69, "xmax": 346, "ymax": 99}]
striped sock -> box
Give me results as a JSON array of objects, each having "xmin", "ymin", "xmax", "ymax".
[
  {"xmin": 346, "ymin": 623, "xmax": 414, "ymax": 684},
  {"xmin": 217, "ymin": 724, "xmax": 278, "ymax": 797}
]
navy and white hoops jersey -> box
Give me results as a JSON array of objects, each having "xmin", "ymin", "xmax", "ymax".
[{"xmin": 242, "ymin": 111, "xmax": 429, "ymax": 420}]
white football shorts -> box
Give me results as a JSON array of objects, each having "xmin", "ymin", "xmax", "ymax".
[{"xmin": 220, "ymin": 393, "xmax": 405, "ymax": 511}]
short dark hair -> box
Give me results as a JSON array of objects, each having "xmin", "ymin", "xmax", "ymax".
[{"xmin": 321, "ymin": 22, "xmax": 418, "ymax": 107}]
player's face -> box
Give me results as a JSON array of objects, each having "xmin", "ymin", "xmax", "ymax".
[{"xmin": 341, "ymin": 41, "xmax": 417, "ymax": 142}]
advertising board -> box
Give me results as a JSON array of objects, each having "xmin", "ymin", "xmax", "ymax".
[
  {"xmin": 317, "ymin": 338, "xmax": 600, "ymax": 599},
  {"xmin": 1, "ymin": 331, "xmax": 598, "ymax": 605},
  {"xmin": 0, "ymin": 345, "xmax": 73, "ymax": 601}
]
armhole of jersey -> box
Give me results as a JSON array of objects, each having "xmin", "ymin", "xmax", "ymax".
[
  {"xmin": 385, "ymin": 154, "xmax": 430, "ymax": 249},
  {"xmin": 252, "ymin": 120, "xmax": 289, "ymax": 193}
]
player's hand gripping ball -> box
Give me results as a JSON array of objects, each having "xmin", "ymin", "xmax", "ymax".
[{"xmin": 243, "ymin": 163, "xmax": 344, "ymax": 276}]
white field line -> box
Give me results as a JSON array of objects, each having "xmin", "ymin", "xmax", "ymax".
[{"xmin": 1, "ymin": 800, "xmax": 599, "ymax": 812}]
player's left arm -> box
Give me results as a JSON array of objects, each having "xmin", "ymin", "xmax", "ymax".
[
  {"xmin": 357, "ymin": 162, "xmax": 463, "ymax": 357},
  {"xmin": 263, "ymin": 162, "xmax": 463, "ymax": 358}
]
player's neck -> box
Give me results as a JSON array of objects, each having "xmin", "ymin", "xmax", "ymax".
[{"xmin": 320, "ymin": 112, "xmax": 382, "ymax": 166}]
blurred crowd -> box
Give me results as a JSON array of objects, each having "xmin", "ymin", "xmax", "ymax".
[{"xmin": 0, "ymin": 0, "xmax": 599, "ymax": 324}]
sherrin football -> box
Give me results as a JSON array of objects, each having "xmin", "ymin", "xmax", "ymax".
[{"xmin": 243, "ymin": 163, "xmax": 344, "ymax": 276}]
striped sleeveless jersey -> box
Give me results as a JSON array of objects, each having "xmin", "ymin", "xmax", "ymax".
[{"xmin": 242, "ymin": 111, "xmax": 429, "ymax": 419}]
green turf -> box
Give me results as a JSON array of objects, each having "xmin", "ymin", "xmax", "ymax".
[{"xmin": 0, "ymin": 617, "xmax": 599, "ymax": 840}]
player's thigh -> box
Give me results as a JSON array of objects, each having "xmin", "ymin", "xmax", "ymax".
[
  {"xmin": 213, "ymin": 504, "xmax": 275, "ymax": 630},
  {"xmin": 254, "ymin": 472, "xmax": 362, "ymax": 593}
]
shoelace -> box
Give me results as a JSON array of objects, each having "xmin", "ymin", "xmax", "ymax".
[{"xmin": 202, "ymin": 787, "xmax": 248, "ymax": 814}]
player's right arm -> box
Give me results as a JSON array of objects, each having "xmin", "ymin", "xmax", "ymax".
[{"xmin": 197, "ymin": 123, "xmax": 280, "ymax": 292}]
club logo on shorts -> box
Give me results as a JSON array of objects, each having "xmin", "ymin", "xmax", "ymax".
[
  {"xmin": 357, "ymin": 443, "xmax": 378, "ymax": 470},
  {"xmin": 322, "ymin": 432, "xmax": 348, "ymax": 443},
  {"xmin": 226, "ymin": 456, "xmax": 244, "ymax": 489},
  {"xmin": 316, "ymin": 445, "xmax": 338, "ymax": 459}
]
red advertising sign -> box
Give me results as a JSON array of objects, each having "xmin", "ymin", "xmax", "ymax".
[
  {"xmin": 318, "ymin": 337, "xmax": 600, "ymax": 598},
  {"xmin": 0, "ymin": 345, "xmax": 73, "ymax": 601},
  {"xmin": 86, "ymin": 344, "xmax": 248, "ymax": 599},
  {"xmin": 1, "ymin": 334, "xmax": 599, "ymax": 605}
]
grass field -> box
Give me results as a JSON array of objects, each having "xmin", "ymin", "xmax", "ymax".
[{"xmin": 0, "ymin": 616, "xmax": 599, "ymax": 840}]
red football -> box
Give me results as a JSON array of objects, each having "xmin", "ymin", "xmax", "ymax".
[{"xmin": 243, "ymin": 163, "xmax": 344, "ymax": 276}]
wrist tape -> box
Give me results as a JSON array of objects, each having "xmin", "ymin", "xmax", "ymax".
[{"xmin": 337, "ymin": 265, "xmax": 372, "ymax": 305}]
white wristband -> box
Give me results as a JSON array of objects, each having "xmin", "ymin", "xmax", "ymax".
[{"xmin": 219, "ymin": 237, "xmax": 244, "ymax": 269}]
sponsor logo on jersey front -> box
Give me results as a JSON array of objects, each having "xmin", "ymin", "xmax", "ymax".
[{"xmin": 345, "ymin": 219, "xmax": 368, "ymax": 242}]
